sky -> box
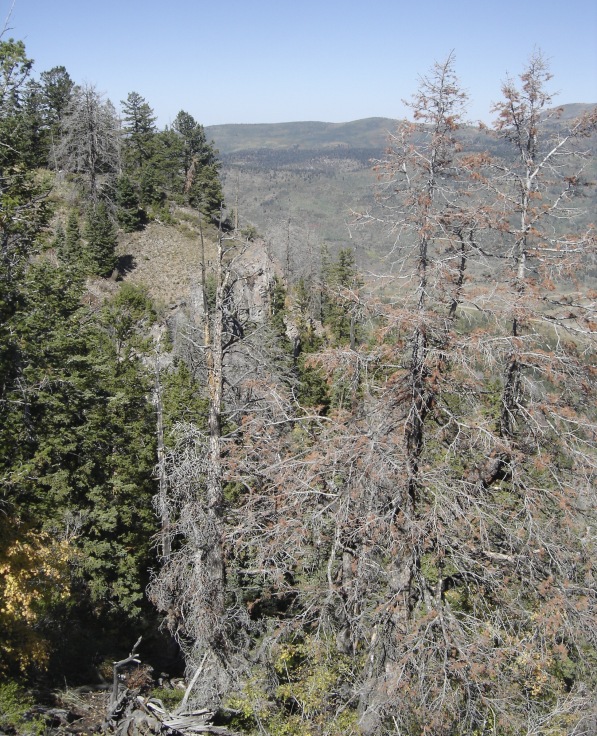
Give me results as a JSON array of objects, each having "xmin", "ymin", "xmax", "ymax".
[{"xmin": 3, "ymin": 0, "xmax": 597, "ymax": 128}]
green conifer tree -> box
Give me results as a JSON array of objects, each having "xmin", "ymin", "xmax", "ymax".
[
  {"xmin": 115, "ymin": 175, "xmax": 144, "ymax": 232},
  {"xmin": 20, "ymin": 79, "xmax": 50, "ymax": 168},
  {"xmin": 121, "ymin": 91, "xmax": 157, "ymax": 172},
  {"xmin": 50, "ymin": 222, "xmax": 65, "ymax": 253},
  {"xmin": 321, "ymin": 247, "xmax": 363, "ymax": 346},
  {"xmin": 2, "ymin": 264, "xmax": 159, "ymax": 659},
  {"xmin": 0, "ymin": 38, "xmax": 50, "ymax": 423},
  {"xmin": 173, "ymin": 110, "xmax": 224, "ymax": 218},
  {"xmin": 83, "ymin": 201, "xmax": 117, "ymax": 276},
  {"xmin": 56, "ymin": 209, "xmax": 83, "ymax": 265},
  {"xmin": 39, "ymin": 66, "xmax": 74, "ymax": 129},
  {"xmin": 269, "ymin": 275, "xmax": 288, "ymax": 341}
]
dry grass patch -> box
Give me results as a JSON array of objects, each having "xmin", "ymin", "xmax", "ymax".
[{"xmin": 117, "ymin": 214, "xmax": 219, "ymax": 306}]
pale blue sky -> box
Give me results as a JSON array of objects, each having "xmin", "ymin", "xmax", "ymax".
[{"xmin": 3, "ymin": 0, "xmax": 596, "ymax": 127}]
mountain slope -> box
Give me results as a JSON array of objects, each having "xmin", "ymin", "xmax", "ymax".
[
  {"xmin": 206, "ymin": 117, "xmax": 398, "ymax": 153},
  {"xmin": 207, "ymin": 105, "xmax": 597, "ymax": 279},
  {"xmin": 206, "ymin": 105, "xmax": 596, "ymax": 153}
]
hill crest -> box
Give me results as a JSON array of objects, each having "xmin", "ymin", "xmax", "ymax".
[{"xmin": 206, "ymin": 104, "xmax": 596, "ymax": 154}]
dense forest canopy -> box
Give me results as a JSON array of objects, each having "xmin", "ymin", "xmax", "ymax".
[{"xmin": 1, "ymin": 34, "xmax": 596, "ymax": 736}]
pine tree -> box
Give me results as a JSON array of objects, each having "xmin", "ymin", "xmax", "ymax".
[
  {"xmin": 148, "ymin": 129, "xmax": 184, "ymax": 196},
  {"xmin": 78, "ymin": 283, "xmax": 158, "ymax": 616},
  {"xmin": 0, "ymin": 38, "xmax": 50, "ymax": 428},
  {"xmin": 172, "ymin": 110, "xmax": 213, "ymax": 177},
  {"xmin": 321, "ymin": 247, "xmax": 363, "ymax": 346},
  {"xmin": 127, "ymin": 128, "xmax": 184, "ymax": 212},
  {"xmin": 173, "ymin": 110, "xmax": 224, "ymax": 218},
  {"xmin": 1, "ymin": 262, "xmax": 159, "ymax": 669},
  {"xmin": 187, "ymin": 162, "xmax": 225, "ymax": 220},
  {"xmin": 19, "ymin": 79, "xmax": 50, "ymax": 167},
  {"xmin": 0, "ymin": 262, "xmax": 91, "ymax": 673},
  {"xmin": 50, "ymin": 222, "xmax": 66, "ymax": 255}
]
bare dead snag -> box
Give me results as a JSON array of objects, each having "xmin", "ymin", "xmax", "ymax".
[{"xmin": 109, "ymin": 636, "xmax": 142, "ymax": 711}]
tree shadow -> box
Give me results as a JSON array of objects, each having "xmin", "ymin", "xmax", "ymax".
[{"xmin": 116, "ymin": 254, "xmax": 136, "ymax": 277}]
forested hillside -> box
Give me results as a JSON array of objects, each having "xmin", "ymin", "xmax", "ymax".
[
  {"xmin": 210, "ymin": 106, "xmax": 597, "ymax": 281},
  {"xmin": 1, "ymin": 34, "xmax": 597, "ymax": 736}
]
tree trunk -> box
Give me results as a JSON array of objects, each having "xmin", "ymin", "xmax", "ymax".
[
  {"xmin": 202, "ymin": 220, "xmax": 226, "ymax": 650},
  {"xmin": 154, "ymin": 342, "xmax": 170, "ymax": 561}
]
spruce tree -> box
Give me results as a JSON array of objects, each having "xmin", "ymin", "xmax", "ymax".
[
  {"xmin": 1, "ymin": 261, "xmax": 159, "ymax": 669},
  {"xmin": 84, "ymin": 201, "xmax": 117, "ymax": 277},
  {"xmin": 140, "ymin": 128, "xmax": 183, "ymax": 205},
  {"xmin": 187, "ymin": 163, "xmax": 224, "ymax": 220},
  {"xmin": 39, "ymin": 66, "xmax": 74, "ymax": 128},
  {"xmin": 20, "ymin": 79, "xmax": 50, "ymax": 168},
  {"xmin": 79, "ymin": 284, "xmax": 158, "ymax": 616},
  {"xmin": 0, "ymin": 262, "xmax": 94, "ymax": 671},
  {"xmin": 50, "ymin": 222, "xmax": 66, "ymax": 254},
  {"xmin": 115, "ymin": 175, "xmax": 143, "ymax": 232},
  {"xmin": 57, "ymin": 209, "xmax": 83, "ymax": 265},
  {"xmin": 0, "ymin": 38, "xmax": 50, "ymax": 427},
  {"xmin": 121, "ymin": 91, "xmax": 157, "ymax": 172},
  {"xmin": 321, "ymin": 247, "xmax": 363, "ymax": 346}
]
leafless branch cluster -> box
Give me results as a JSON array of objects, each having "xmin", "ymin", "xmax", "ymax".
[
  {"xmin": 53, "ymin": 82, "xmax": 121, "ymax": 199},
  {"xmin": 148, "ymin": 53, "xmax": 596, "ymax": 735}
]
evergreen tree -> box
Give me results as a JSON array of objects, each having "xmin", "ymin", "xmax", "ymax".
[
  {"xmin": 59, "ymin": 208, "xmax": 83, "ymax": 265},
  {"xmin": 115, "ymin": 174, "xmax": 144, "ymax": 231},
  {"xmin": 39, "ymin": 65, "xmax": 74, "ymax": 128},
  {"xmin": 172, "ymin": 110, "xmax": 213, "ymax": 177},
  {"xmin": 321, "ymin": 247, "xmax": 363, "ymax": 346},
  {"xmin": 20, "ymin": 79, "xmax": 49, "ymax": 167},
  {"xmin": 39, "ymin": 65, "xmax": 74, "ymax": 168},
  {"xmin": 1, "ymin": 262, "xmax": 159, "ymax": 669},
  {"xmin": 121, "ymin": 91, "xmax": 157, "ymax": 172},
  {"xmin": 0, "ymin": 38, "xmax": 50, "ymax": 427},
  {"xmin": 0, "ymin": 262, "xmax": 94, "ymax": 670},
  {"xmin": 0, "ymin": 38, "xmax": 32, "ymax": 114},
  {"xmin": 187, "ymin": 162, "xmax": 225, "ymax": 220},
  {"xmin": 143, "ymin": 128, "xmax": 182, "ymax": 201},
  {"xmin": 84, "ymin": 201, "xmax": 117, "ymax": 276},
  {"xmin": 50, "ymin": 222, "xmax": 65, "ymax": 253},
  {"xmin": 269, "ymin": 275, "xmax": 288, "ymax": 341},
  {"xmin": 126, "ymin": 128, "xmax": 184, "ymax": 212},
  {"xmin": 79, "ymin": 284, "xmax": 158, "ymax": 615},
  {"xmin": 173, "ymin": 110, "xmax": 223, "ymax": 218}
]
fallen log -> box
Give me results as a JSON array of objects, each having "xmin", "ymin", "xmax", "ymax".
[{"xmin": 104, "ymin": 690, "xmax": 239, "ymax": 736}]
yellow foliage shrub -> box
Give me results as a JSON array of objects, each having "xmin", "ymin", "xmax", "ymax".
[{"xmin": 0, "ymin": 519, "xmax": 71, "ymax": 673}]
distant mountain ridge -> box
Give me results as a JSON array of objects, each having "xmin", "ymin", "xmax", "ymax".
[
  {"xmin": 206, "ymin": 104, "xmax": 596, "ymax": 154},
  {"xmin": 206, "ymin": 118, "xmax": 399, "ymax": 153},
  {"xmin": 207, "ymin": 104, "xmax": 597, "ymax": 279}
]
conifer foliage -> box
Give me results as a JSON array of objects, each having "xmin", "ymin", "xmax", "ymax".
[
  {"xmin": 0, "ymin": 36, "xmax": 169, "ymax": 680},
  {"xmin": 84, "ymin": 200, "xmax": 117, "ymax": 276},
  {"xmin": 173, "ymin": 109, "xmax": 223, "ymax": 218}
]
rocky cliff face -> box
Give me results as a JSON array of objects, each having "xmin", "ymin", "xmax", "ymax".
[{"xmin": 224, "ymin": 238, "xmax": 276, "ymax": 324}]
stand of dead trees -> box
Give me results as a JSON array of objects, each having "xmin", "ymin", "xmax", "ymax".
[{"xmin": 146, "ymin": 54, "xmax": 596, "ymax": 736}]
